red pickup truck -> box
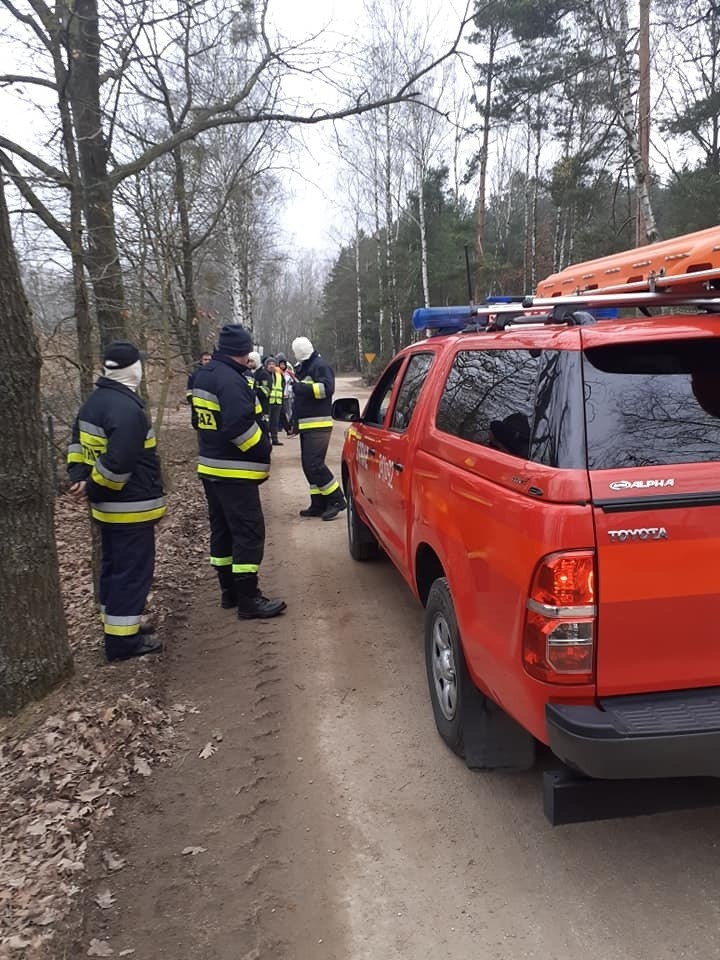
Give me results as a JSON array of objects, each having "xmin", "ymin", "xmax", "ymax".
[{"xmin": 333, "ymin": 226, "xmax": 720, "ymax": 785}]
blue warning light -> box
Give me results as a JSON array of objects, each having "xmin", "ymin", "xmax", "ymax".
[{"xmin": 411, "ymin": 306, "xmax": 476, "ymax": 332}]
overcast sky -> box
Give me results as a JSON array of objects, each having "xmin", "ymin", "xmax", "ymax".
[
  {"xmin": 0, "ymin": 0, "xmax": 471, "ymax": 260},
  {"xmin": 264, "ymin": 0, "xmax": 471, "ymax": 255}
]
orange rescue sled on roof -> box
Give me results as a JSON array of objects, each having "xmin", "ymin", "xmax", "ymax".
[{"xmin": 536, "ymin": 224, "xmax": 720, "ymax": 297}]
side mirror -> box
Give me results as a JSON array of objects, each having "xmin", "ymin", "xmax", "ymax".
[{"xmin": 332, "ymin": 397, "xmax": 361, "ymax": 422}]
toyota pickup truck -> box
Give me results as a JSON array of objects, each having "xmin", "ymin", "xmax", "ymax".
[{"xmin": 332, "ymin": 225, "xmax": 720, "ymax": 789}]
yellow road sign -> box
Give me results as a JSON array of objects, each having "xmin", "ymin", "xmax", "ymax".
[{"xmin": 364, "ymin": 352, "xmax": 376, "ymax": 364}]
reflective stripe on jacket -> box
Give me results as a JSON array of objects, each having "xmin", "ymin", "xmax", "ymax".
[
  {"xmin": 293, "ymin": 352, "xmax": 334, "ymax": 430},
  {"xmin": 66, "ymin": 377, "xmax": 166, "ymax": 524},
  {"xmin": 191, "ymin": 353, "xmax": 272, "ymax": 483},
  {"xmin": 269, "ymin": 370, "xmax": 283, "ymax": 405}
]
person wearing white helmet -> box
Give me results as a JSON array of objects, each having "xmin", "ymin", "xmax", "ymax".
[{"xmin": 290, "ymin": 336, "xmax": 347, "ymax": 521}]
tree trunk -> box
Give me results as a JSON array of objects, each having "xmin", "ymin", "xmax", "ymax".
[
  {"xmin": 637, "ymin": 0, "xmax": 650, "ymax": 244},
  {"xmin": 418, "ymin": 165, "xmax": 430, "ymax": 307},
  {"xmin": 226, "ymin": 222, "xmax": 244, "ymax": 326},
  {"xmin": 68, "ymin": 0, "xmax": 127, "ymax": 346},
  {"xmin": 173, "ymin": 145, "xmax": 203, "ymax": 365},
  {"xmin": 71, "ymin": 198, "xmax": 94, "ymax": 398},
  {"xmin": 531, "ymin": 113, "xmax": 542, "ymax": 291},
  {"xmin": 49, "ymin": 1, "xmax": 95, "ymax": 395},
  {"xmin": 612, "ymin": 0, "xmax": 660, "ymax": 242},
  {"xmin": 523, "ymin": 119, "xmax": 531, "ymax": 292},
  {"xmin": 373, "ymin": 151, "xmax": 387, "ymax": 358},
  {"xmin": 474, "ymin": 25, "xmax": 498, "ymax": 299},
  {"xmin": 0, "ymin": 176, "xmax": 73, "ymax": 715},
  {"xmin": 383, "ymin": 105, "xmax": 399, "ymax": 352},
  {"xmin": 355, "ymin": 215, "xmax": 363, "ymax": 369}
]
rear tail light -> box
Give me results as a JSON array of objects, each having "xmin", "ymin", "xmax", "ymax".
[{"xmin": 523, "ymin": 550, "xmax": 596, "ymax": 684}]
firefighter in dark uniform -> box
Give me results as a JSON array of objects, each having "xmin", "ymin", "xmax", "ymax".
[
  {"xmin": 191, "ymin": 324, "xmax": 286, "ymax": 619},
  {"xmin": 67, "ymin": 341, "xmax": 165, "ymax": 662},
  {"xmin": 291, "ymin": 336, "xmax": 347, "ymax": 521},
  {"xmin": 253, "ymin": 356, "xmax": 270, "ymax": 408},
  {"xmin": 186, "ymin": 351, "xmax": 211, "ymax": 402}
]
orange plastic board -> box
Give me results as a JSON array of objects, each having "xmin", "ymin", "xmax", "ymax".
[{"xmin": 537, "ymin": 225, "xmax": 720, "ymax": 297}]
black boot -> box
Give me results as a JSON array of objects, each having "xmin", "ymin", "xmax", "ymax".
[
  {"xmin": 216, "ymin": 567, "xmax": 236, "ymax": 608},
  {"xmin": 237, "ymin": 594, "xmax": 287, "ymax": 619},
  {"xmin": 299, "ymin": 494, "xmax": 325, "ymax": 518},
  {"xmin": 321, "ymin": 488, "xmax": 347, "ymax": 521},
  {"xmin": 235, "ymin": 574, "xmax": 286, "ymax": 619},
  {"xmin": 106, "ymin": 634, "xmax": 163, "ymax": 663}
]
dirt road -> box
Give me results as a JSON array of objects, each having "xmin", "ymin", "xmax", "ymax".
[{"xmin": 83, "ymin": 377, "xmax": 720, "ymax": 960}]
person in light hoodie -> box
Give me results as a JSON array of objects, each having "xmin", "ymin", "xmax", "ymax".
[{"xmin": 291, "ymin": 336, "xmax": 347, "ymax": 521}]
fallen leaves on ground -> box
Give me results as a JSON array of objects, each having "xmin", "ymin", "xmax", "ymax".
[
  {"xmin": 0, "ymin": 425, "xmax": 205, "ymax": 959},
  {"xmin": 132, "ymin": 757, "xmax": 152, "ymax": 777},
  {"xmin": 101, "ymin": 851, "xmax": 127, "ymax": 873},
  {"xmin": 198, "ymin": 742, "xmax": 216, "ymax": 760},
  {"xmin": 0, "ymin": 696, "xmax": 176, "ymax": 955},
  {"xmin": 93, "ymin": 890, "xmax": 116, "ymax": 910},
  {"xmin": 181, "ymin": 846, "xmax": 207, "ymax": 856},
  {"xmin": 87, "ymin": 939, "xmax": 113, "ymax": 957}
]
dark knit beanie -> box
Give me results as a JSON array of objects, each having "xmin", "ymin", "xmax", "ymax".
[
  {"xmin": 103, "ymin": 340, "xmax": 145, "ymax": 369},
  {"xmin": 217, "ymin": 324, "xmax": 253, "ymax": 356}
]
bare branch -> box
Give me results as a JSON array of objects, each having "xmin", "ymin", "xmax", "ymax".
[
  {"xmin": 0, "ymin": 136, "xmax": 70, "ymax": 185},
  {"xmin": 0, "ymin": 0, "xmax": 53, "ymax": 53},
  {"xmin": 0, "ymin": 73, "xmax": 57, "ymax": 89},
  {"xmin": 0, "ymin": 150, "xmax": 71, "ymax": 246}
]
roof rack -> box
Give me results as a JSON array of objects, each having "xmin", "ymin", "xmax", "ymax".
[
  {"xmin": 411, "ymin": 292, "xmax": 720, "ymax": 336},
  {"xmin": 523, "ymin": 292, "xmax": 720, "ymax": 310},
  {"xmin": 412, "ymin": 228, "xmax": 720, "ymax": 335}
]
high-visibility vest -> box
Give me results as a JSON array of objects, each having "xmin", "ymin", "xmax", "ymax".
[{"xmin": 269, "ymin": 370, "xmax": 283, "ymax": 405}]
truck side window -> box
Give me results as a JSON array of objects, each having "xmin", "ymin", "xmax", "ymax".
[
  {"xmin": 530, "ymin": 350, "xmax": 586, "ymax": 469},
  {"xmin": 364, "ymin": 359, "xmax": 404, "ymax": 426},
  {"xmin": 391, "ymin": 353, "xmax": 434, "ymax": 432},
  {"xmin": 435, "ymin": 349, "xmax": 539, "ymax": 458}
]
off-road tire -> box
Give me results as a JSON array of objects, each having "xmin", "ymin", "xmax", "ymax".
[
  {"xmin": 346, "ymin": 484, "xmax": 379, "ymax": 562},
  {"xmin": 424, "ymin": 577, "xmax": 535, "ymax": 770}
]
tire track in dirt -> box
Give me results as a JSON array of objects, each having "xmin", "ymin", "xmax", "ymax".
[
  {"xmin": 81, "ymin": 604, "xmax": 290, "ymax": 958},
  {"xmin": 79, "ymin": 426, "xmax": 351, "ymax": 960}
]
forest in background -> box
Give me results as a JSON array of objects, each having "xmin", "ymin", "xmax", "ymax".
[
  {"xmin": 1, "ymin": 0, "xmax": 718, "ymax": 388},
  {"xmin": 315, "ymin": 0, "xmax": 720, "ymax": 369}
]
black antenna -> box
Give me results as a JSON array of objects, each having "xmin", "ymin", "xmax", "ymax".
[{"xmin": 464, "ymin": 244, "xmax": 474, "ymax": 304}]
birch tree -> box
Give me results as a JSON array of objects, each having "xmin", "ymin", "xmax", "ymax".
[{"xmin": 0, "ymin": 0, "xmax": 469, "ymax": 347}]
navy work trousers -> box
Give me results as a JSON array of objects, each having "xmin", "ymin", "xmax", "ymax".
[
  {"xmin": 269, "ymin": 403, "xmax": 282, "ymax": 442},
  {"xmin": 202, "ymin": 479, "xmax": 265, "ymax": 597},
  {"xmin": 299, "ymin": 428, "xmax": 338, "ymax": 496},
  {"xmin": 100, "ymin": 522, "xmax": 155, "ymax": 659}
]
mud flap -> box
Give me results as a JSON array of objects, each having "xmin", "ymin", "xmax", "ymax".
[
  {"xmin": 544, "ymin": 768, "xmax": 720, "ymax": 825},
  {"xmin": 464, "ymin": 697, "xmax": 535, "ymax": 771}
]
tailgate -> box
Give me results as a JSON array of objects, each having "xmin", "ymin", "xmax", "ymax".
[
  {"xmin": 592, "ymin": 495, "xmax": 720, "ymax": 695},
  {"xmin": 582, "ymin": 333, "xmax": 720, "ymax": 697}
]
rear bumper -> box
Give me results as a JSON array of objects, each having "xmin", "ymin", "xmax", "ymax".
[{"xmin": 546, "ymin": 687, "xmax": 720, "ymax": 779}]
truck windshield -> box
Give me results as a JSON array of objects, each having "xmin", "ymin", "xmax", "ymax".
[{"xmin": 583, "ymin": 338, "xmax": 720, "ymax": 469}]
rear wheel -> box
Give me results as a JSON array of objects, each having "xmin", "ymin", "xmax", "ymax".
[
  {"xmin": 425, "ymin": 578, "xmax": 474, "ymax": 756},
  {"xmin": 424, "ymin": 577, "xmax": 535, "ymax": 770},
  {"xmin": 346, "ymin": 484, "xmax": 379, "ymax": 562}
]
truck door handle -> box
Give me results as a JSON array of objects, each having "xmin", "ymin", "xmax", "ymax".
[{"xmin": 393, "ymin": 462, "xmax": 404, "ymax": 472}]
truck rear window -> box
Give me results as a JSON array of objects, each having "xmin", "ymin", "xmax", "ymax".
[{"xmin": 583, "ymin": 339, "xmax": 720, "ymax": 469}]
